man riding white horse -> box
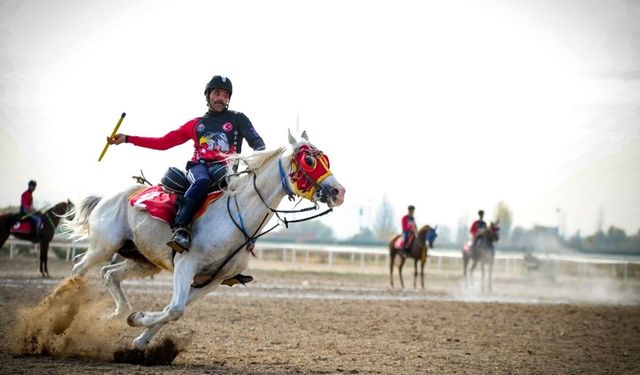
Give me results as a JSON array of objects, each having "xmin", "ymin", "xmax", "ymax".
[
  {"xmin": 107, "ymin": 75, "xmax": 265, "ymax": 253},
  {"xmin": 66, "ymin": 130, "xmax": 345, "ymax": 348}
]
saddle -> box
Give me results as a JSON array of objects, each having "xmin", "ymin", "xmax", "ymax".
[
  {"xmin": 393, "ymin": 233, "xmax": 415, "ymax": 250},
  {"xmin": 9, "ymin": 214, "xmax": 43, "ymax": 238},
  {"xmin": 128, "ymin": 167, "xmax": 224, "ymax": 224},
  {"xmin": 463, "ymin": 240, "xmax": 473, "ymax": 255},
  {"xmin": 10, "ymin": 218, "xmax": 33, "ymax": 234},
  {"xmin": 124, "ymin": 167, "xmax": 251, "ymax": 288}
]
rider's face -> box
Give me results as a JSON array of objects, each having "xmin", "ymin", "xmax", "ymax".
[{"xmin": 209, "ymin": 89, "xmax": 231, "ymax": 112}]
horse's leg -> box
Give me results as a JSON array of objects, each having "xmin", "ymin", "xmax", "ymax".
[
  {"xmin": 462, "ymin": 253, "xmax": 467, "ymax": 277},
  {"xmin": 100, "ymin": 259, "xmax": 161, "ymax": 317},
  {"xmin": 463, "ymin": 253, "xmax": 468, "ymax": 287},
  {"xmin": 39, "ymin": 241, "xmax": 49, "ymax": 278},
  {"xmin": 413, "ymin": 258, "xmax": 418, "ymax": 289},
  {"xmin": 132, "ymin": 285, "xmax": 212, "ymax": 348},
  {"xmin": 72, "ymin": 241, "xmax": 118, "ymax": 277},
  {"xmin": 0, "ymin": 231, "xmax": 10, "ymax": 249},
  {"xmin": 127, "ymin": 255, "xmax": 198, "ymax": 335},
  {"xmin": 480, "ymin": 257, "xmax": 486, "ymax": 292},
  {"xmin": 389, "ymin": 249, "xmax": 395, "ymax": 288},
  {"xmin": 468, "ymin": 258, "xmax": 478, "ymax": 288},
  {"xmin": 488, "ymin": 255, "xmax": 494, "ymax": 292},
  {"xmin": 420, "ymin": 258, "xmax": 426, "ymax": 289},
  {"xmin": 398, "ymin": 257, "xmax": 406, "ymax": 289}
]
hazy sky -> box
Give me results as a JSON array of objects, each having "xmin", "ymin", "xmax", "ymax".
[{"xmin": 1, "ymin": 0, "xmax": 639, "ymax": 240}]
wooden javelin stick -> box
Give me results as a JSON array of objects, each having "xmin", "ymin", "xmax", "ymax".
[{"xmin": 98, "ymin": 112, "xmax": 127, "ymax": 162}]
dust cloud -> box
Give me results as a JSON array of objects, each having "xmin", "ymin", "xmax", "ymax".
[
  {"xmin": 7, "ymin": 274, "xmax": 189, "ymax": 365},
  {"xmin": 10, "ymin": 276, "xmax": 131, "ymax": 360}
]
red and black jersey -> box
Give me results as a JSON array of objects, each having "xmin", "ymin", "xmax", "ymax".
[
  {"xmin": 402, "ymin": 215, "xmax": 416, "ymax": 232},
  {"xmin": 470, "ymin": 220, "xmax": 487, "ymax": 237},
  {"xmin": 127, "ymin": 109, "xmax": 265, "ymax": 163}
]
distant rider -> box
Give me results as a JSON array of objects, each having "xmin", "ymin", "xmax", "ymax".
[
  {"xmin": 20, "ymin": 180, "xmax": 43, "ymax": 236},
  {"xmin": 401, "ymin": 205, "xmax": 417, "ymax": 257},
  {"xmin": 469, "ymin": 209, "xmax": 487, "ymax": 255}
]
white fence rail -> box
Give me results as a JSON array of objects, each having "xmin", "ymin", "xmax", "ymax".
[
  {"xmin": 4, "ymin": 238, "xmax": 88, "ymax": 261},
  {"xmin": 3, "ymin": 238, "xmax": 639, "ymax": 281}
]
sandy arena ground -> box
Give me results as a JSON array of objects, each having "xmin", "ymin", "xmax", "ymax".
[{"xmin": 0, "ymin": 256, "xmax": 639, "ymax": 374}]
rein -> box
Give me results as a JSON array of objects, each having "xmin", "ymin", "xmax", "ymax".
[
  {"xmin": 43, "ymin": 209, "xmax": 57, "ymax": 230},
  {"xmin": 253, "ymin": 172, "xmax": 333, "ymax": 227},
  {"xmin": 22, "ymin": 203, "xmax": 67, "ymax": 231}
]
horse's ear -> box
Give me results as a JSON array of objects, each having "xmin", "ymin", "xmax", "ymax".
[
  {"xmin": 301, "ymin": 130, "xmax": 308, "ymax": 141},
  {"xmin": 288, "ymin": 128, "xmax": 297, "ymax": 145}
]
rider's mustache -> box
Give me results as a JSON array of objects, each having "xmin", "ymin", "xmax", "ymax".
[{"xmin": 213, "ymin": 100, "xmax": 228, "ymax": 106}]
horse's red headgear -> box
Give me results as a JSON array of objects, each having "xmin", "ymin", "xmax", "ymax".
[{"xmin": 288, "ymin": 144, "xmax": 332, "ymax": 200}]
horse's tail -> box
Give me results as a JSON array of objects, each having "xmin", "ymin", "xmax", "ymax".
[{"xmin": 60, "ymin": 195, "xmax": 102, "ymax": 241}]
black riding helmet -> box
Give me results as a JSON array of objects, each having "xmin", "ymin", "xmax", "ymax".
[{"xmin": 204, "ymin": 75, "xmax": 233, "ymax": 97}]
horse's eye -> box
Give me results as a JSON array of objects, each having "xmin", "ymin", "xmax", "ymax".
[{"xmin": 304, "ymin": 155, "xmax": 315, "ymax": 167}]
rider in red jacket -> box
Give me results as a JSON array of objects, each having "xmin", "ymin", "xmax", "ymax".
[
  {"xmin": 20, "ymin": 180, "xmax": 43, "ymax": 236},
  {"xmin": 401, "ymin": 205, "xmax": 416, "ymax": 256},
  {"xmin": 469, "ymin": 209, "xmax": 487, "ymax": 255},
  {"xmin": 108, "ymin": 75, "xmax": 265, "ymax": 252}
]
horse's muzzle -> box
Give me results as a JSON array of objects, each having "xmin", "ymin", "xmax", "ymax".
[{"xmin": 316, "ymin": 175, "xmax": 345, "ymax": 208}]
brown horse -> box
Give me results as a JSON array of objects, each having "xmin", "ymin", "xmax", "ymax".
[
  {"xmin": 463, "ymin": 221, "xmax": 500, "ymax": 291},
  {"xmin": 389, "ymin": 225, "xmax": 437, "ymax": 289},
  {"xmin": 0, "ymin": 200, "xmax": 73, "ymax": 277}
]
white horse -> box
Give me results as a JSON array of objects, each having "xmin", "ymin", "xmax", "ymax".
[
  {"xmin": 463, "ymin": 222, "xmax": 500, "ymax": 292},
  {"xmin": 63, "ymin": 131, "xmax": 345, "ymax": 348}
]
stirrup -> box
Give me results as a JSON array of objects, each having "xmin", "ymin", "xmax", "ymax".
[
  {"xmin": 221, "ymin": 274, "xmax": 254, "ymax": 287},
  {"xmin": 166, "ymin": 228, "xmax": 191, "ymax": 253}
]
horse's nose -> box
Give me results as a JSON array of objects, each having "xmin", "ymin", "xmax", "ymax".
[{"xmin": 330, "ymin": 184, "xmax": 346, "ymax": 207}]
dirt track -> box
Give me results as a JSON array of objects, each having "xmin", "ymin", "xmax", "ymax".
[{"xmin": 0, "ymin": 256, "xmax": 639, "ymax": 374}]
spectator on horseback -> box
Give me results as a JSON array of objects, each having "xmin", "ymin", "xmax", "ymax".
[
  {"xmin": 20, "ymin": 180, "xmax": 43, "ymax": 236},
  {"xmin": 470, "ymin": 209, "xmax": 487, "ymax": 255},
  {"xmin": 401, "ymin": 205, "xmax": 417, "ymax": 257},
  {"xmin": 107, "ymin": 75, "xmax": 266, "ymax": 252}
]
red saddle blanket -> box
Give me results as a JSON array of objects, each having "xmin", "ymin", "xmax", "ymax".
[
  {"xmin": 10, "ymin": 220, "xmax": 32, "ymax": 234},
  {"xmin": 393, "ymin": 233, "xmax": 415, "ymax": 250},
  {"xmin": 128, "ymin": 186, "xmax": 223, "ymax": 224},
  {"xmin": 463, "ymin": 240, "xmax": 473, "ymax": 255}
]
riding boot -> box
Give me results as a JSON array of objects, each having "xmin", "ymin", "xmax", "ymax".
[
  {"xmin": 167, "ymin": 197, "xmax": 202, "ymax": 253},
  {"xmin": 33, "ymin": 217, "xmax": 42, "ymax": 239}
]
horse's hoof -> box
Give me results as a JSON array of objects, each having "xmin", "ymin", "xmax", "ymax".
[
  {"xmin": 127, "ymin": 312, "xmax": 140, "ymax": 327},
  {"xmin": 132, "ymin": 336, "xmax": 149, "ymax": 349},
  {"xmin": 111, "ymin": 306, "xmax": 133, "ymax": 320}
]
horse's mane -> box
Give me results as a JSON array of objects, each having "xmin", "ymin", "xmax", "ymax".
[
  {"xmin": 43, "ymin": 200, "xmax": 71, "ymax": 217},
  {"xmin": 225, "ymin": 146, "xmax": 289, "ymax": 194}
]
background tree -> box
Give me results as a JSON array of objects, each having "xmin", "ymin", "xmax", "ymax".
[
  {"xmin": 372, "ymin": 195, "xmax": 396, "ymax": 241},
  {"xmin": 272, "ymin": 220, "xmax": 335, "ymax": 242},
  {"xmin": 346, "ymin": 227, "xmax": 378, "ymax": 243},
  {"xmin": 455, "ymin": 216, "xmax": 469, "ymax": 246},
  {"xmin": 494, "ymin": 200, "xmax": 513, "ymax": 242}
]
